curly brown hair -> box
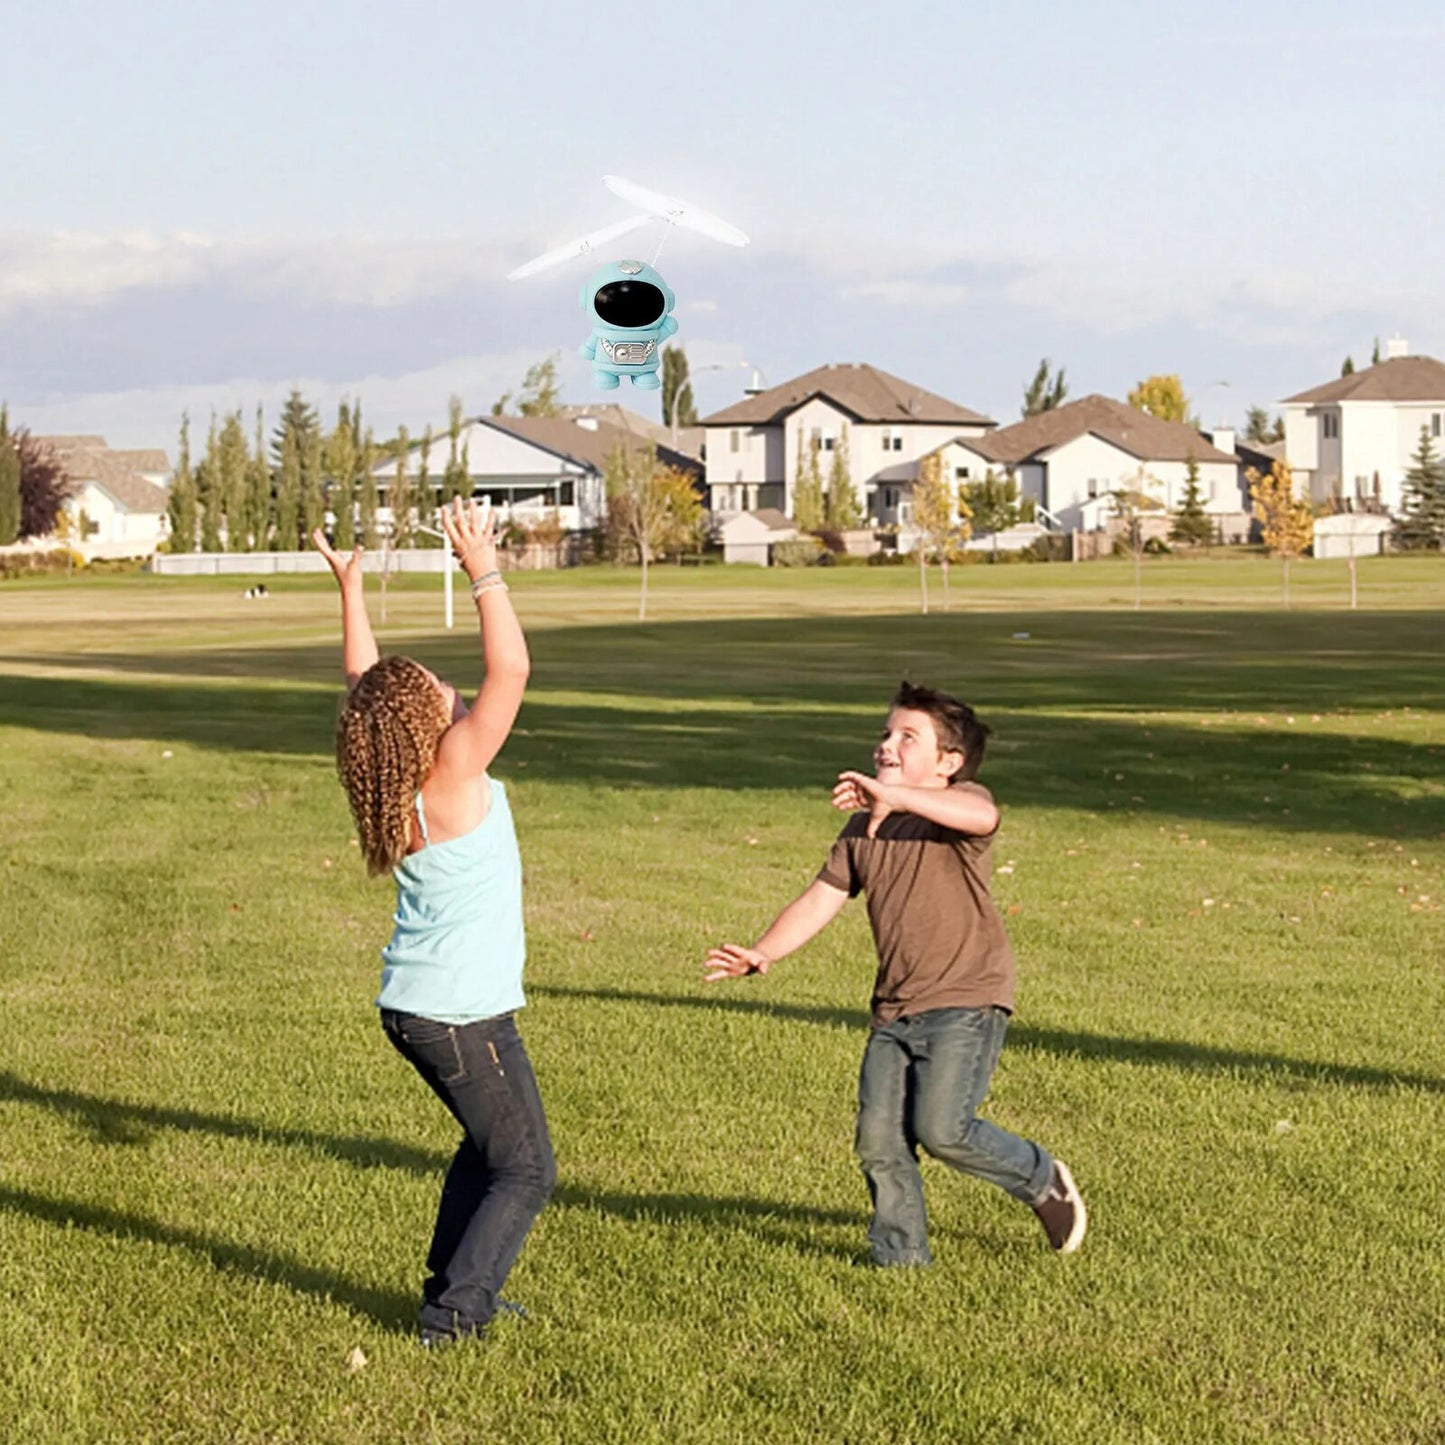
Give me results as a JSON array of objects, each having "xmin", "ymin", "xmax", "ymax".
[{"xmin": 336, "ymin": 655, "xmax": 451, "ymax": 876}]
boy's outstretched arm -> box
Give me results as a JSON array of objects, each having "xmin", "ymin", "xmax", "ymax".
[
  {"xmin": 312, "ymin": 530, "xmax": 379, "ymax": 689},
  {"xmin": 834, "ymin": 771, "xmax": 999, "ymax": 836},
  {"xmin": 704, "ymin": 877, "xmax": 849, "ymax": 981}
]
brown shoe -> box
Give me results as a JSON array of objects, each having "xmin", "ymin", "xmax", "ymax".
[{"xmin": 1032, "ymin": 1160, "xmax": 1087, "ymax": 1253}]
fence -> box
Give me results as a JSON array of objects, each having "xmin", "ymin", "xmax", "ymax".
[{"xmin": 148, "ymin": 538, "xmax": 586, "ymax": 577}]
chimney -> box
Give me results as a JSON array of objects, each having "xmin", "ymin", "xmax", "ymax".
[
  {"xmin": 1210, "ymin": 427, "xmax": 1235, "ymax": 455},
  {"xmin": 1385, "ymin": 336, "xmax": 1409, "ymax": 360},
  {"xmin": 744, "ymin": 369, "xmax": 765, "ymax": 396},
  {"xmin": 574, "ymin": 415, "xmax": 600, "ymax": 431}
]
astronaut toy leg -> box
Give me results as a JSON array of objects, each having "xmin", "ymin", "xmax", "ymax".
[{"xmin": 592, "ymin": 369, "xmax": 622, "ymax": 390}]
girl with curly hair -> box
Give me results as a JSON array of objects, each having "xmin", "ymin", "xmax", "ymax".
[{"xmin": 314, "ymin": 498, "xmax": 553, "ymax": 1348}]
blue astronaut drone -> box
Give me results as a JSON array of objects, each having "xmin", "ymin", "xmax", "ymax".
[{"xmin": 508, "ymin": 176, "xmax": 749, "ymax": 394}]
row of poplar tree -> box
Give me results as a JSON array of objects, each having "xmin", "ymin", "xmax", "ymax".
[{"xmin": 166, "ymin": 390, "xmax": 476, "ymax": 553}]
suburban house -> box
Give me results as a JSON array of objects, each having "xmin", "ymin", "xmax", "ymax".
[
  {"xmin": 948, "ymin": 395, "xmax": 1249, "ymax": 539},
  {"xmin": 1279, "ymin": 341, "xmax": 1445, "ymax": 513},
  {"xmin": 368, "ymin": 411, "xmax": 702, "ymax": 534},
  {"xmin": 699, "ymin": 363, "xmax": 995, "ymax": 517},
  {"xmin": 40, "ymin": 435, "xmax": 171, "ymax": 558}
]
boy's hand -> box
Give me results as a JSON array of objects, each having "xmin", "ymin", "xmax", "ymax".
[
  {"xmin": 833, "ymin": 770, "xmax": 896, "ymax": 813},
  {"xmin": 703, "ymin": 944, "xmax": 770, "ymax": 982},
  {"xmin": 312, "ymin": 528, "xmax": 365, "ymax": 590}
]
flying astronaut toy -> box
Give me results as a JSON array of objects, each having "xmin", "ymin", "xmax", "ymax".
[{"xmin": 508, "ymin": 176, "xmax": 750, "ymax": 391}]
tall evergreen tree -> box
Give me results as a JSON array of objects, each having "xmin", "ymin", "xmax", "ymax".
[
  {"xmin": 325, "ymin": 401, "xmax": 358, "ymax": 548},
  {"xmin": 1341, "ymin": 355, "xmax": 1356, "ymax": 377},
  {"xmin": 415, "ymin": 426, "xmax": 435, "ymax": 537},
  {"xmin": 358, "ymin": 425, "xmax": 380, "ymax": 547},
  {"xmin": 388, "ymin": 426, "xmax": 414, "ymax": 547},
  {"xmin": 1169, "ymin": 457, "xmax": 1213, "ymax": 547},
  {"xmin": 197, "ymin": 414, "xmax": 223, "ymax": 552},
  {"xmin": 824, "ymin": 424, "xmax": 861, "ymax": 528},
  {"xmin": 792, "ymin": 431, "xmax": 825, "ymax": 531},
  {"xmin": 167, "ymin": 414, "xmax": 199, "ymax": 553},
  {"xmin": 1022, "ymin": 358, "xmax": 1068, "ymax": 417},
  {"xmin": 216, "ymin": 411, "xmax": 250, "ymax": 550},
  {"xmin": 1245, "ymin": 406, "xmax": 1285, "ymax": 446},
  {"xmin": 1372, "ymin": 337, "xmax": 1382, "ymax": 366},
  {"xmin": 301, "ymin": 422, "xmax": 326, "ymax": 542},
  {"xmin": 245, "ymin": 406, "xmax": 271, "ymax": 550},
  {"xmin": 1395, "ymin": 426, "xmax": 1445, "ymax": 551},
  {"xmin": 492, "ymin": 356, "xmax": 562, "ymax": 417},
  {"xmin": 0, "ymin": 407, "xmax": 21, "ymax": 546},
  {"xmin": 273, "ymin": 425, "xmax": 303, "ymax": 550},
  {"xmin": 443, "ymin": 396, "xmax": 471, "ymax": 503},
  {"xmin": 661, "ymin": 346, "xmax": 698, "ymax": 428}
]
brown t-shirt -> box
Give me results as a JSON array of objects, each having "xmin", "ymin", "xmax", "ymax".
[{"xmin": 817, "ymin": 780, "xmax": 1016, "ymax": 1024}]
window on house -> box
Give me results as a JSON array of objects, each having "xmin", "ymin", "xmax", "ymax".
[
  {"xmin": 1433, "ymin": 413, "xmax": 1441, "ymax": 438},
  {"xmin": 955, "ymin": 466, "xmax": 970, "ymax": 480},
  {"xmin": 822, "ymin": 436, "xmax": 836, "ymax": 451},
  {"xmin": 881, "ymin": 429, "xmax": 903, "ymax": 452},
  {"xmin": 810, "ymin": 426, "xmax": 822, "ymax": 444},
  {"xmin": 730, "ymin": 429, "xmax": 740, "ymax": 452},
  {"xmin": 1322, "ymin": 412, "xmax": 1338, "ymax": 440},
  {"xmin": 1086, "ymin": 478, "xmax": 1099, "ymax": 499},
  {"xmin": 1354, "ymin": 475, "xmax": 1370, "ymax": 501},
  {"xmin": 559, "ymin": 481, "xmax": 575, "ymax": 506}
]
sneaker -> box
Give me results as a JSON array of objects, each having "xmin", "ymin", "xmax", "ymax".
[{"xmin": 1032, "ymin": 1160, "xmax": 1087, "ymax": 1253}]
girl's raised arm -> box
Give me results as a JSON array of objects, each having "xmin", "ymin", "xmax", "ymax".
[
  {"xmin": 434, "ymin": 498, "xmax": 530, "ymax": 780},
  {"xmin": 312, "ymin": 529, "xmax": 379, "ymax": 689}
]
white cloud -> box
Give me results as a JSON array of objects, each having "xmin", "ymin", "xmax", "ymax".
[
  {"xmin": 13, "ymin": 347, "xmax": 579, "ymax": 452},
  {"xmin": 841, "ymin": 280, "xmax": 971, "ymax": 308},
  {"xmin": 0, "ymin": 229, "xmax": 519, "ymax": 315}
]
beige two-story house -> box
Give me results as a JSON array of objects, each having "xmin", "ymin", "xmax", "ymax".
[{"xmin": 700, "ymin": 363, "xmax": 995, "ymax": 518}]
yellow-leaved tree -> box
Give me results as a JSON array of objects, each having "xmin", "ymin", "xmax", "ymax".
[
  {"xmin": 911, "ymin": 450, "xmax": 973, "ymax": 613},
  {"xmin": 1247, "ymin": 459, "xmax": 1314, "ymax": 607},
  {"xmin": 1127, "ymin": 374, "xmax": 1193, "ymax": 424}
]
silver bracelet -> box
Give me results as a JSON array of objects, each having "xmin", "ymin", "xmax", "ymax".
[{"xmin": 470, "ymin": 572, "xmax": 508, "ymax": 600}]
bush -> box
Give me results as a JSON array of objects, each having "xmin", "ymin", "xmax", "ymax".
[
  {"xmin": 1023, "ymin": 534, "xmax": 1070, "ymax": 563},
  {"xmin": 867, "ymin": 549, "xmax": 907, "ymax": 566},
  {"xmin": 0, "ymin": 547, "xmax": 82, "ymax": 579},
  {"xmin": 1143, "ymin": 537, "xmax": 1172, "ymax": 555},
  {"xmin": 771, "ymin": 537, "xmax": 825, "ymax": 568}
]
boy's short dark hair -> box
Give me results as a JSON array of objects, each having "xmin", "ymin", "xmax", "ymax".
[{"xmin": 891, "ymin": 681, "xmax": 991, "ymax": 781}]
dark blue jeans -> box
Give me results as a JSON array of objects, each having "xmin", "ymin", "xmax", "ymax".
[
  {"xmin": 381, "ymin": 1009, "xmax": 555, "ymax": 1336},
  {"xmin": 855, "ymin": 1006, "xmax": 1053, "ymax": 1266}
]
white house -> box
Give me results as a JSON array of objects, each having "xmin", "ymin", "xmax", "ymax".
[
  {"xmin": 40, "ymin": 435, "xmax": 171, "ymax": 558},
  {"xmin": 1280, "ymin": 341, "xmax": 1445, "ymax": 513},
  {"xmin": 717, "ymin": 508, "xmax": 797, "ymax": 565},
  {"xmin": 951, "ymin": 395, "xmax": 1248, "ymax": 539},
  {"xmin": 700, "ymin": 363, "xmax": 995, "ymax": 517},
  {"xmin": 368, "ymin": 412, "xmax": 701, "ymax": 534}
]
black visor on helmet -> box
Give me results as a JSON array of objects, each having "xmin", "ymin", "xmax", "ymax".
[{"xmin": 593, "ymin": 280, "xmax": 665, "ymax": 328}]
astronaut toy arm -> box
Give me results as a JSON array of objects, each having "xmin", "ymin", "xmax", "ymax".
[
  {"xmin": 659, "ymin": 315, "xmax": 679, "ymax": 340},
  {"xmin": 579, "ymin": 335, "xmax": 599, "ymax": 360}
]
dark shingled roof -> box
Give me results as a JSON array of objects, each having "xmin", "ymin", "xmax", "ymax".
[
  {"xmin": 972, "ymin": 395, "xmax": 1237, "ymax": 466},
  {"xmin": 1282, "ymin": 355, "xmax": 1445, "ymax": 405},
  {"xmin": 701, "ymin": 363, "xmax": 994, "ymax": 428}
]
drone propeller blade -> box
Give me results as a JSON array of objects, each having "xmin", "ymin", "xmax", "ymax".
[
  {"xmin": 507, "ymin": 213, "xmax": 655, "ymax": 280},
  {"xmin": 602, "ymin": 175, "xmax": 750, "ymax": 247}
]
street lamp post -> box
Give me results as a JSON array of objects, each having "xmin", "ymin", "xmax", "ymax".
[{"xmin": 669, "ymin": 360, "xmax": 759, "ymax": 450}]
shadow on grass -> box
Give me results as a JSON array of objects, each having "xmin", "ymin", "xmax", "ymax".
[
  {"xmin": 0, "ymin": 1183, "xmax": 418, "ymax": 1333},
  {"xmin": 0, "ymin": 676, "xmax": 1441, "ymax": 840},
  {"xmin": 530, "ymin": 984, "xmax": 1445, "ymax": 1095}
]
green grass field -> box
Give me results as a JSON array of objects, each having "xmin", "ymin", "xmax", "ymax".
[{"xmin": 1, "ymin": 555, "xmax": 1442, "ymax": 1444}]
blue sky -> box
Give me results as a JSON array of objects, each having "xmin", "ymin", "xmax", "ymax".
[{"xmin": 3, "ymin": 0, "xmax": 1442, "ymax": 449}]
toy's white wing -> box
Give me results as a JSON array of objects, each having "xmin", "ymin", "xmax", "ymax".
[
  {"xmin": 507, "ymin": 214, "xmax": 655, "ymax": 280},
  {"xmin": 603, "ymin": 175, "xmax": 750, "ymax": 247}
]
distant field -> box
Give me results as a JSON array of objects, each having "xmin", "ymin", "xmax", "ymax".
[{"xmin": 1, "ymin": 557, "xmax": 1442, "ymax": 1444}]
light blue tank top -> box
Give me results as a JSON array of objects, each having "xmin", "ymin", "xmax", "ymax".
[{"xmin": 376, "ymin": 777, "xmax": 526, "ymax": 1024}]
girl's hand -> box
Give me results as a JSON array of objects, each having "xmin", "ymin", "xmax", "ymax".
[
  {"xmin": 703, "ymin": 944, "xmax": 770, "ymax": 982},
  {"xmin": 441, "ymin": 497, "xmax": 498, "ymax": 580},
  {"xmin": 311, "ymin": 528, "xmax": 365, "ymax": 590}
]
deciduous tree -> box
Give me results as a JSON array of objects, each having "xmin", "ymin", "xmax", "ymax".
[
  {"xmin": 792, "ymin": 432, "xmax": 825, "ymax": 531},
  {"xmin": 1128, "ymin": 374, "xmax": 1192, "ymax": 424},
  {"xmin": 661, "ymin": 346, "xmax": 698, "ymax": 429},
  {"xmin": 493, "ymin": 356, "xmax": 562, "ymax": 417},
  {"xmin": 1247, "ymin": 459, "xmax": 1314, "ymax": 607}
]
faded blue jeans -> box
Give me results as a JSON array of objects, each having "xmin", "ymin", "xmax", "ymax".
[
  {"xmin": 381, "ymin": 1009, "xmax": 555, "ymax": 1337},
  {"xmin": 855, "ymin": 1006, "xmax": 1053, "ymax": 1266}
]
